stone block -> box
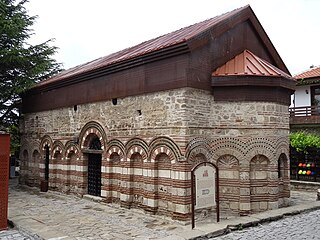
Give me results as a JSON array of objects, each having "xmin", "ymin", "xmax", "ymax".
[
  {"xmin": 259, "ymin": 201, "xmax": 268, "ymax": 210},
  {"xmin": 240, "ymin": 172, "xmax": 249, "ymax": 180},
  {"xmin": 250, "ymin": 202, "xmax": 259, "ymax": 211},
  {"xmin": 256, "ymin": 187, "xmax": 268, "ymax": 194},
  {"xmin": 239, "ymin": 203, "xmax": 250, "ymax": 211},
  {"xmin": 268, "ymin": 201, "xmax": 278, "ymax": 210},
  {"xmin": 240, "ymin": 188, "xmax": 250, "ymax": 196},
  {"xmin": 230, "ymin": 202, "xmax": 239, "ymax": 210},
  {"xmin": 254, "ymin": 171, "xmax": 268, "ymax": 179}
]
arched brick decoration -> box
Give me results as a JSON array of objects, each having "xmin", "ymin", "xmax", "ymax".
[
  {"xmin": 275, "ymin": 137, "xmax": 289, "ymax": 162},
  {"xmin": 218, "ymin": 155, "xmax": 240, "ymax": 171},
  {"xmin": 65, "ymin": 141, "xmax": 81, "ymax": 161},
  {"xmin": 106, "ymin": 139, "xmax": 125, "ymax": 161},
  {"xmin": 150, "ymin": 146, "xmax": 175, "ymax": 163},
  {"xmin": 212, "ymin": 145, "xmax": 245, "ymax": 166},
  {"xmin": 29, "ymin": 139, "xmax": 40, "ymax": 156},
  {"xmin": 218, "ymin": 154, "xmax": 240, "ymax": 216},
  {"xmin": 20, "ymin": 137, "xmax": 31, "ymax": 158},
  {"xmin": 126, "ymin": 139, "xmax": 148, "ymax": 162},
  {"xmin": 250, "ymin": 154, "xmax": 270, "ymax": 213},
  {"xmin": 186, "ymin": 137, "xmax": 211, "ymax": 160},
  {"xmin": 52, "ymin": 141, "xmax": 65, "ymax": 159},
  {"xmin": 106, "ymin": 146, "xmax": 124, "ymax": 161},
  {"xmin": 210, "ymin": 138, "xmax": 246, "ymax": 160},
  {"xmin": 40, "ymin": 135, "xmax": 53, "ymax": 156},
  {"xmin": 149, "ymin": 137, "xmax": 182, "ymax": 162},
  {"xmin": 246, "ymin": 138, "xmax": 275, "ymax": 163},
  {"xmin": 187, "ymin": 153, "xmax": 207, "ymax": 170},
  {"xmin": 79, "ymin": 121, "xmax": 107, "ymax": 150}
]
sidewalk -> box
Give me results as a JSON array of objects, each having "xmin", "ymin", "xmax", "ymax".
[{"xmin": 6, "ymin": 178, "xmax": 320, "ymax": 240}]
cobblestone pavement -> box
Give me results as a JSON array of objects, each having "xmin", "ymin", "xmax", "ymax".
[
  {"xmin": 8, "ymin": 179, "xmax": 185, "ymax": 240},
  {"xmin": 0, "ymin": 228, "xmax": 41, "ymax": 240},
  {"xmin": 7, "ymin": 178, "xmax": 320, "ymax": 240},
  {"xmin": 213, "ymin": 209, "xmax": 320, "ymax": 240}
]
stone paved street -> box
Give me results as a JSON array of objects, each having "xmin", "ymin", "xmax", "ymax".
[
  {"xmin": 5, "ymin": 177, "xmax": 320, "ymax": 240},
  {"xmin": 0, "ymin": 228, "xmax": 41, "ymax": 240},
  {"xmin": 213, "ymin": 209, "xmax": 320, "ymax": 240},
  {"xmin": 7, "ymin": 179, "xmax": 185, "ymax": 239}
]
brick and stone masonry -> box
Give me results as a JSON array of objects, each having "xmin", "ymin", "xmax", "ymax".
[{"xmin": 20, "ymin": 87, "xmax": 290, "ymax": 220}]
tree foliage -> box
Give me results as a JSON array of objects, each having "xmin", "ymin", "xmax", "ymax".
[
  {"xmin": 0, "ymin": 0, "xmax": 62, "ymax": 153},
  {"xmin": 290, "ymin": 131, "xmax": 320, "ymax": 153}
]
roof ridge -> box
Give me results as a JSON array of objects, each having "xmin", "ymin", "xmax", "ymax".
[
  {"xmin": 36, "ymin": 5, "xmax": 252, "ymax": 87},
  {"xmin": 89, "ymin": 5, "xmax": 250, "ymax": 64}
]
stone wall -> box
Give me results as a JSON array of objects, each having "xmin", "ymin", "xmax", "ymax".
[{"xmin": 20, "ymin": 87, "xmax": 290, "ymax": 220}]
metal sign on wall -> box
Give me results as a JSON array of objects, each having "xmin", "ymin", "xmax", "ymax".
[
  {"xmin": 191, "ymin": 161, "xmax": 219, "ymax": 229},
  {"xmin": 0, "ymin": 133, "xmax": 10, "ymax": 230},
  {"xmin": 194, "ymin": 165, "xmax": 216, "ymax": 209}
]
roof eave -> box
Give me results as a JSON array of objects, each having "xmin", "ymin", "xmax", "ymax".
[
  {"xmin": 27, "ymin": 42, "xmax": 190, "ymax": 94},
  {"xmin": 211, "ymin": 75, "xmax": 296, "ymax": 90},
  {"xmin": 296, "ymin": 77, "xmax": 320, "ymax": 86}
]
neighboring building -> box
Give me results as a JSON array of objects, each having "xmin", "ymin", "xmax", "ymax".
[
  {"xmin": 290, "ymin": 66, "xmax": 320, "ymax": 132},
  {"xmin": 20, "ymin": 5, "xmax": 295, "ymax": 221}
]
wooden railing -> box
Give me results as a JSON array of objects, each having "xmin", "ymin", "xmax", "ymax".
[{"xmin": 289, "ymin": 105, "xmax": 320, "ymax": 117}]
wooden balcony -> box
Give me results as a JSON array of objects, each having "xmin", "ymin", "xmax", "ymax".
[{"xmin": 289, "ymin": 105, "xmax": 320, "ymax": 125}]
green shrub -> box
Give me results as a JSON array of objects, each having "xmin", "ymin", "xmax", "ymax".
[{"xmin": 290, "ymin": 131, "xmax": 320, "ymax": 153}]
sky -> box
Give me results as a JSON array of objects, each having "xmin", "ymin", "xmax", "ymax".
[{"xmin": 25, "ymin": 0, "xmax": 320, "ymax": 75}]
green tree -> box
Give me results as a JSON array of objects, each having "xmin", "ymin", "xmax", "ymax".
[
  {"xmin": 0, "ymin": 0, "xmax": 62, "ymax": 153},
  {"xmin": 290, "ymin": 131, "xmax": 320, "ymax": 153}
]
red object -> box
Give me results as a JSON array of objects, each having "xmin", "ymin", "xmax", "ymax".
[
  {"xmin": 303, "ymin": 163, "xmax": 307, "ymax": 167},
  {"xmin": 295, "ymin": 66, "xmax": 320, "ymax": 80},
  {"xmin": 0, "ymin": 133, "xmax": 10, "ymax": 230},
  {"xmin": 212, "ymin": 50, "xmax": 292, "ymax": 78},
  {"xmin": 35, "ymin": 6, "xmax": 251, "ymax": 88}
]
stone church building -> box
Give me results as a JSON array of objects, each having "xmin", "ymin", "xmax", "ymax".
[{"xmin": 20, "ymin": 5, "xmax": 295, "ymax": 220}]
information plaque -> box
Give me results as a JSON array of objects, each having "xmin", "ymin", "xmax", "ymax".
[{"xmin": 194, "ymin": 165, "xmax": 216, "ymax": 209}]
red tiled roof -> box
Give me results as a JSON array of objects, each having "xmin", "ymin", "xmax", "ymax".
[
  {"xmin": 212, "ymin": 50, "xmax": 293, "ymax": 79},
  {"xmin": 294, "ymin": 66, "xmax": 320, "ymax": 80},
  {"xmin": 37, "ymin": 5, "xmax": 250, "ymax": 87}
]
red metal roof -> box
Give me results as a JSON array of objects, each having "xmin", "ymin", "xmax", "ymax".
[
  {"xmin": 212, "ymin": 50, "xmax": 293, "ymax": 79},
  {"xmin": 37, "ymin": 5, "xmax": 249, "ymax": 87},
  {"xmin": 294, "ymin": 66, "xmax": 320, "ymax": 80}
]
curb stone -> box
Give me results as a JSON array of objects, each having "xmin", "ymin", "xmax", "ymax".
[{"xmin": 190, "ymin": 204, "xmax": 320, "ymax": 240}]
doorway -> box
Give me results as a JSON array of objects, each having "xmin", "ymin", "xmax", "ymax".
[{"xmin": 88, "ymin": 153, "xmax": 102, "ymax": 196}]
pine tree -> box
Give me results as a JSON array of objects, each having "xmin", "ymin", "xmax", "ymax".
[{"xmin": 0, "ymin": 0, "xmax": 62, "ymax": 153}]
